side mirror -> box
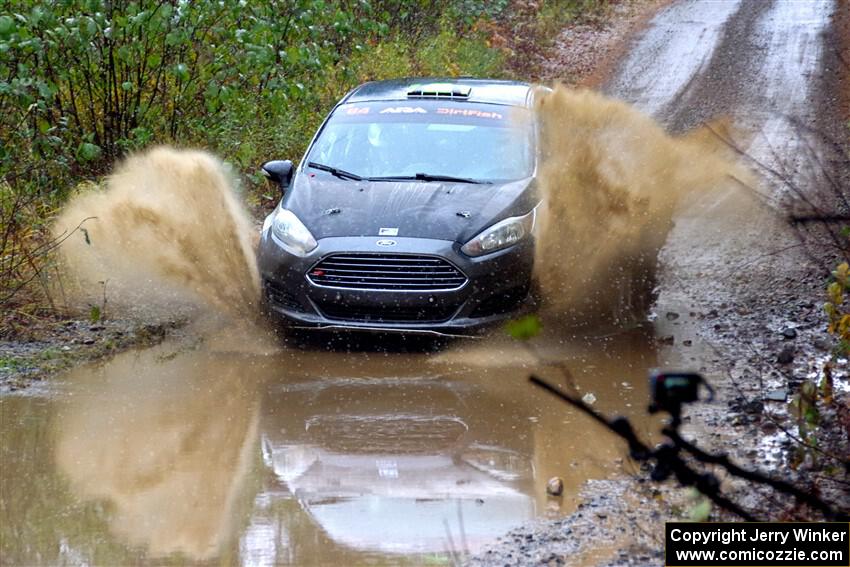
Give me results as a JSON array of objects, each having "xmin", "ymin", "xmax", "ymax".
[{"xmin": 261, "ymin": 160, "xmax": 294, "ymax": 194}]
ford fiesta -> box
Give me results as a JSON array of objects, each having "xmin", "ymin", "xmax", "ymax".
[{"xmin": 257, "ymin": 78, "xmax": 541, "ymax": 336}]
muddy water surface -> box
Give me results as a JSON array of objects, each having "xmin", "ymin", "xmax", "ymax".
[{"xmin": 1, "ymin": 329, "xmax": 663, "ymax": 566}]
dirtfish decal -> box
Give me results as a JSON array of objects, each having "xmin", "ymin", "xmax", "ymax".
[{"xmin": 436, "ymin": 108, "xmax": 503, "ymax": 119}]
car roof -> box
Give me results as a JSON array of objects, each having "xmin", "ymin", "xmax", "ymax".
[{"xmin": 342, "ymin": 78, "xmax": 536, "ymax": 107}]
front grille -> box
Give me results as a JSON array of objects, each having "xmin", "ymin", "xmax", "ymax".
[
  {"xmin": 306, "ymin": 415, "xmax": 467, "ymax": 454},
  {"xmin": 314, "ymin": 298, "xmax": 460, "ymax": 323},
  {"xmin": 307, "ymin": 254, "xmax": 467, "ymax": 291}
]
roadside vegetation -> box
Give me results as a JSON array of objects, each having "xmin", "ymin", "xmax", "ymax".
[{"xmin": 0, "ymin": 0, "xmax": 608, "ymax": 335}]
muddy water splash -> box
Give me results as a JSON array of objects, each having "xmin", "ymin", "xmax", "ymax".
[
  {"xmin": 55, "ymin": 147, "xmax": 260, "ymax": 318},
  {"xmin": 533, "ymin": 85, "xmax": 742, "ymax": 325}
]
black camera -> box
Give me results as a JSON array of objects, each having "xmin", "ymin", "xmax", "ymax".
[{"xmin": 648, "ymin": 370, "xmax": 714, "ymax": 419}]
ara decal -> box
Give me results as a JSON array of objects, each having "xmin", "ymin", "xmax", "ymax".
[{"xmin": 379, "ymin": 106, "xmax": 428, "ymax": 114}]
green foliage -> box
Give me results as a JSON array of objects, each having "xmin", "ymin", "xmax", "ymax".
[
  {"xmin": 418, "ymin": 26, "xmax": 506, "ymax": 78},
  {"xmin": 446, "ymin": 0, "xmax": 511, "ymax": 27},
  {"xmin": 505, "ymin": 314, "xmax": 542, "ymax": 341},
  {"xmin": 789, "ymin": 381, "xmax": 820, "ymax": 430},
  {"xmin": 817, "ymin": 257, "xmax": 849, "ymax": 415},
  {"xmin": 0, "ymin": 0, "xmax": 510, "ymax": 195},
  {"xmin": 824, "ymin": 261, "xmax": 850, "ymax": 357},
  {"xmin": 789, "ymin": 379, "xmax": 822, "ymax": 469},
  {"xmin": 791, "ymin": 256, "xmax": 850, "ymax": 468},
  {"xmin": 685, "ymin": 487, "xmax": 712, "ymax": 522},
  {"xmin": 0, "ymin": 354, "xmax": 24, "ymax": 370}
]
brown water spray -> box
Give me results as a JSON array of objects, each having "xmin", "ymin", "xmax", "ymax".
[
  {"xmin": 54, "ymin": 147, "xmax": 261, "ymax": 319},
  {"xmin": 533, "ymin": 85, "xmax": 744, "ymax": 325}
]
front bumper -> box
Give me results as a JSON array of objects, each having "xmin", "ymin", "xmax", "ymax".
[{"xmin": 257, "ymin": 232, "xmax": 534, "ymax": 335}]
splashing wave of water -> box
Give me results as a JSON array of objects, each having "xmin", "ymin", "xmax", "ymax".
[
  {"xmin": 55, "ymin": 147, "xmax": 260, "ymax": 319},
  {"xmin": 532, "ymin": 85, "xmax": 743, "ymax": 326}
]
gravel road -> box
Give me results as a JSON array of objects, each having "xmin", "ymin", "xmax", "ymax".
[{"xmin": 473, "ymin": 1, "xmax": 847, "ymax": 564}]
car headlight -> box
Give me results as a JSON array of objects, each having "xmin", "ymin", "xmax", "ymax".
[
  {"xmin": 461, "ymin": 208, "xmax": 536, "ymax": 257},
  {"xmin": 269, "ymin": 208, "xmax": 317, "ymax": 255}
]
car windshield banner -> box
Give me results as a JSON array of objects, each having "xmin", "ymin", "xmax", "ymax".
[{"xmin": 332, "ymin": 101, "xmax": 527, "ymax": 127}]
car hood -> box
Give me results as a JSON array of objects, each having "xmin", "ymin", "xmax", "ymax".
[{"xmin": 282, "ymin": 173, "xmax": 537, "ymax": 243}]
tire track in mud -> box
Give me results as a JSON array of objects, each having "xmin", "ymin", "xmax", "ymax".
[
  {"xmin": 603, "ymin": 0, "xmax": 744, "ymax": 120},
  {"xmin": 657, "ymin": 0, "xmax": 773, "ymax": 133}
]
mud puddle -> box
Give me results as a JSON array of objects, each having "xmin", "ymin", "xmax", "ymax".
[{"xmin": 0, "ymin": 327, "xmax": 664, "ymax": 565}]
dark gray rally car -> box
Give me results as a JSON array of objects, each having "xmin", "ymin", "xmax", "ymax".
[{"xmin": 257, "ymin": 78, "xmax": 542, "ymax": 336}]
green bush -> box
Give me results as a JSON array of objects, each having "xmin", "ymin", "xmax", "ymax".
[{"xmin": 0, "ymin": 1, "xmax": 511, "ymax": 198}]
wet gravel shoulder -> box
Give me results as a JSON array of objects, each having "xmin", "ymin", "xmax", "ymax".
[
  {"xmin": 469, "ymin": 478, "xmax": 670, "ymax": 567},
  {"xmin": 0, "ymin": 317, "xmax": 184, "ymax": 393}
]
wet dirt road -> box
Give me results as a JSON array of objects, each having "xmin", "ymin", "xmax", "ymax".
[
  {"xmin": 607, "ymin": 0, "xmax": 838, "ymax": 427},
  {"xmin": 603, "ymin": 0, "xmax": 838, "ymax": 375},
  {"xmin": 1, "ymin": 327, "xmax": 668, "ymax": 565}
]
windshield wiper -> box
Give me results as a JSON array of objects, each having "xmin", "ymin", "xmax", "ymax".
[
  {"xmin": 369, "ymin": 173, "xmax": 491, "ymax": 184},
  {"xmin": 307, "ymin": 161, "xmax": 363, "ymax": 181}
]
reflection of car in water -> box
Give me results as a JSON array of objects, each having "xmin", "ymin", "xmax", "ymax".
[
  {"xmin": 42, "ymin": 331, "xmax": 658, "ymax": 564},
  {"xmin": 260, "ymin": 378, "xmax": 535, "ymax": 554},
  {"xmin": 257, "ymin": 79, "xmax": 543, "ymax": 336}
]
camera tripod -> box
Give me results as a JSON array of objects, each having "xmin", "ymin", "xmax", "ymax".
[{"xmin": 529, "ymin": 372, "xmax": 847, "ymax": 522}]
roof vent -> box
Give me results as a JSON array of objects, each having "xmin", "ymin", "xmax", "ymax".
[{"xmin": 407, "ymin": 82, "xmax": 471, "ymax": 99}]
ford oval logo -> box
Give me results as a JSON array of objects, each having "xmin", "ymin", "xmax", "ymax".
[{"xmin": 376, "ymin": 239, "xmax": 397, "ymax": 247}]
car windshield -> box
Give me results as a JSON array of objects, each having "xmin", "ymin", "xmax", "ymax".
[{"xmin": 305, "ymin": 100, "xmax": 534, "ymax": 183}]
